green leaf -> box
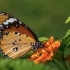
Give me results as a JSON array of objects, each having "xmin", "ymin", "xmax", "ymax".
[
  {"xmin": 38, "ymin": 37, "xmax": 48, "ymax": 42},
  {"xmin": 59, "ymin": 30, "xmax": 70, "ymax": 51},
  {"xmin": 65, "ymin": 16, "xmax": 70, "ymax": 24},
  {"xmin": 64, "ymin": 30, "xmax": 70, "ymax": 37}
]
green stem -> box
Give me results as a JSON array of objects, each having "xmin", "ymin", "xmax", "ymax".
[
  {"xmin": 62, "ymin": 50, "xmax": 69, "ymax": 70},
  {"xmin": 61, "ymin": 60, "xmax": 69, "ymax": 70},
  {"xmin": 53, "ymin": 60, "xmax": 62, "ymax": 70},
  {"xmin": 54, "ymin": 50, "xmax": 69, "ymax": 70}
]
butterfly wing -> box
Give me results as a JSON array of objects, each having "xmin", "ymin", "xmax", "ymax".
[
  {"xmin": 0, "ymin": 31, "xmax": 35, "ymax": 59},
  {"xmin": 0, "ymin": 12, "xmax": 38, "ymax": 41},
  {"xmin": 0, "ymin": 12, "xmax": 40, "ymax": 59}
]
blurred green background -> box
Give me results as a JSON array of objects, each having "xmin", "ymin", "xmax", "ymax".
[{"xmin": 0, "ymin": 0, "xmax": 70, "ymax": 70}]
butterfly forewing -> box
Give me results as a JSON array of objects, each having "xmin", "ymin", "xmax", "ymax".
[
  {"xmin": 0, "ymin": 12, "xmax": 39, "ymax": 59},
  {"xmin": 0, "ymin": 12, "xmax": 38, "ymax": 41},
  {"xmin": 0, "ymin": 14, "xmax": 9, "ymax": 24}
]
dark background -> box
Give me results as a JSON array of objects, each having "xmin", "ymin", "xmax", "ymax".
[{"xmin": 0, "ymin": 0, "xmax": 70, "ymax": 70}]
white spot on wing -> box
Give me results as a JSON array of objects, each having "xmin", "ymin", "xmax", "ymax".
[
  {"xmin": 0, "ymin": 25, "xmax": 3, "ymax": 27},
  {"xmin": 7, "ymin": 14, "xmax": 8, "ymax": 15},
  {"xmin": 25, "ymin": 26, "xmax": 27, "ymax": 28},
  {"xmin": 0, "ymin": 14, "xmax": 2, "ymax": 15},
  {"xmin": 6, "ymin": 18, "xmax": 17, "ymax": 22},
  {"xmin": 2, "ymin": 13, "xmax": 4, "ymax": 14},
  {"xmin": 15, "ymin": 24, "xmax": 18, "ymax": 27},
  {"xmin": 0, "ymin": 25, "xmax": 3, "ymax": 29},
  {"xmin": 19, "ymin": 21, "xmax": 22, "ymax": 24},
  {"xmin": 24, "ymin": 34, "xmax": 27, "ymax": 37},
  {"xmin": 17, "ymin": 33, "xmax": 20, "ymax": 36},
  {"xmin": 3, "ymin": 21, "xmax": 9, "ymax": 25},
  {"xmin": 3, "ymin": 18, "xmax": 17, "ymax": 25},
  {"xmin": 6, "ymin": 26, "xmax": 9, "ymax": 28}
]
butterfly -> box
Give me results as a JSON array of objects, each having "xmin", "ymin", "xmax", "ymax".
[{"xmin": 0, "ymin": 12, "xmax": 43, "ymax": 59}]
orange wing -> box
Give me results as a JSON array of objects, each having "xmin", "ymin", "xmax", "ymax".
[
  {"xmin": 0, "ymin": 12, "xmax": 41, "ymax": 59},
  {"xmin": 0, "ymin": 32, "xmax": 35, "ymax": 59},
  {"xmin": 0, "ymin": 12, "xmax": 38, "ymax": 41}
]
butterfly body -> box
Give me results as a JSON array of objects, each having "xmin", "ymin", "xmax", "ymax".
[{"xmin": 0, "ymin": 12, "xmax": 43, "ymax": 59}]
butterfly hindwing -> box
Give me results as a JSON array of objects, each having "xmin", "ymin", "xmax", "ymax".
[{"xmin": 0, "ymin": 32, "xmax": 35, "ymax": 59}]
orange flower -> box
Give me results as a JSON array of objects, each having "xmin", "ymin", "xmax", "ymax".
[
  {"xmin": 46, "ymin": 45, "xmax": 53, "ymax": 52},
  {"xmin": 50, "ymin": 52, "xmax": 54, "ymax": 57},
  {"xmin": 54, "ymin": 41, "xmax": 60, "ymax": 47},
  {"xmin": 45, "ymin": 41, "xmax": 50, "ymax": 46},
  {"xmin": 29, "ymin": 36, "xmax": 60, "ymax": 64},
  {"xmin": 31, "ymin": 53, "xmax": 38, "ymax": 59},
  {"xmin": 41, "ymin": 49, "xmax": 46, "ymax": 54},
  {"xmin": 49, "ymin": 36, "xmax": 54, "ymax": 43}
]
